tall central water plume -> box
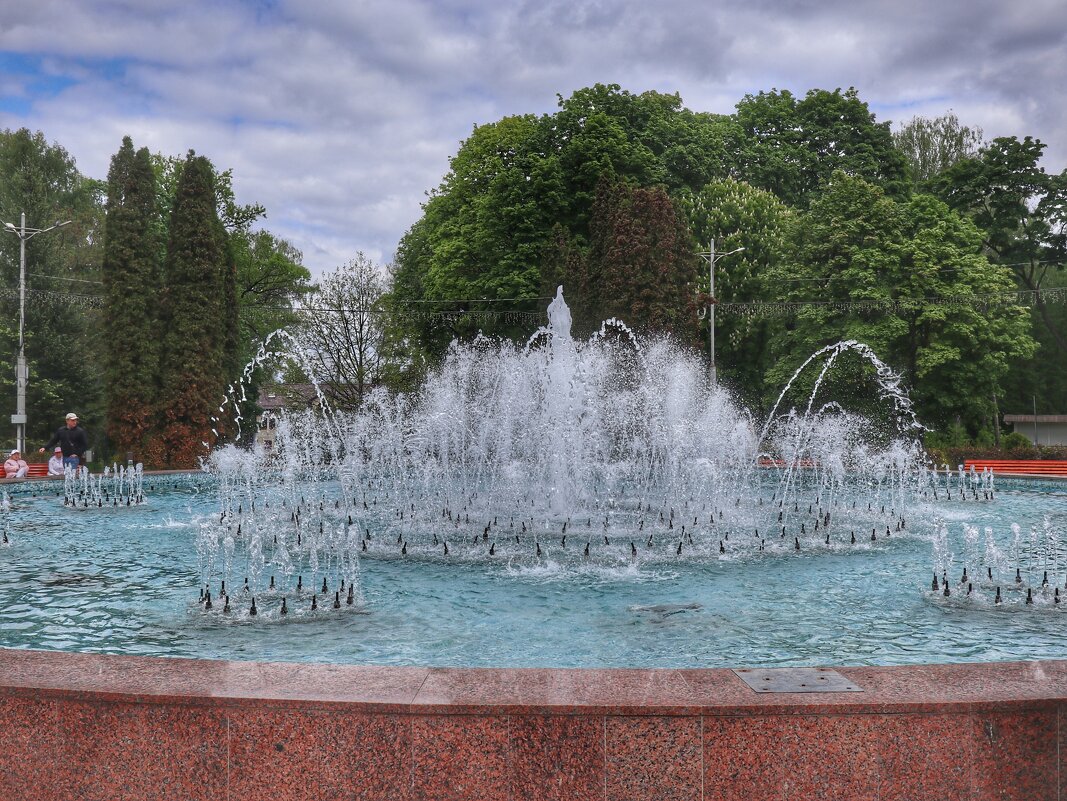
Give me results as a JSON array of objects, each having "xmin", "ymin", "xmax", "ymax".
[{"xmin": 194, "ymin": 288, "xmax": 957, "ymax": 620}]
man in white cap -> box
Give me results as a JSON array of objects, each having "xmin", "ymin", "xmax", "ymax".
[
  {"xmin": 39, "ymin": 412, "xmax": 88, "ymax": 471},
  {"xmin": 47, "ymin": 446, "xmax": 65, "ymax": 476},
  {"xmin": 4, "ymin": 449, "xmax": 27, "ymax": 478}
]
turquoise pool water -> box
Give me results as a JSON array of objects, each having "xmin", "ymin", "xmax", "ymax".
[{"xmin": 0, "ymin": 475, "xmax": 1063, "ymax": 668}]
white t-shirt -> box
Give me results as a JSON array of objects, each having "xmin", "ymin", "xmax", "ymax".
[{"xmin": 47, "ymin": 455, "xmax": 64, "ymax": 476}]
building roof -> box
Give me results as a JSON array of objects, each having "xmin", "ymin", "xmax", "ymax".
[
  {"xmin": 257, "ymin": 384, "xmax": 321, "ymax": 411},
  {"xmin": 1003, "ymin": 414, "xmax": 1067, "ymax": 424}
]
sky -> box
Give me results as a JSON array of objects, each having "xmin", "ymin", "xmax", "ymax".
[{"xmin": 0, "ymin": 0, "xmax": 1065, "ymax": 278}]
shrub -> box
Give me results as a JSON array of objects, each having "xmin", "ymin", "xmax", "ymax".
[{"xmin": 1000, "ymin": 431, "xmax": 1033, "ymax": 451}]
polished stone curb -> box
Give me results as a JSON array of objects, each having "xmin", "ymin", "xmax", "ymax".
[{"xmin": 0, "ymin": 648, "xmax": 1062, "ymax": 800}]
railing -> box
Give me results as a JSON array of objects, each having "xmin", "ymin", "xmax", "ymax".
[{"xmin": 964, "ymin": 459, "xmax": 1067, "ymax": 476}]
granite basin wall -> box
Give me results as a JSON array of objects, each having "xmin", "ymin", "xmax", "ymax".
[{"xmin": 0, "ymin": 649, "xmax": 1063, "ymax": 800}]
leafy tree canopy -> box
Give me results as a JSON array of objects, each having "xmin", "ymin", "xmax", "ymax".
[
  {"xmin": 730, "ymin": 87, "xmax": 909, "ymax": 207},
  {"xmin": 893, "ymin": 112, "xmax": 983, "ymax": 187},
  {"xmin": 679, "ymin": 178, "xmax": 793, "ymax": 397},
  {"xmin": 0, "ymin": 128, "xmax": 105, "ymax": 446},
  {"xmin": 766, "ymin": 172, "xmax": 1035, "ymax": 428},
  {"xmin": 930, "ymin": 135, "xmax": 1067, "ymax": 357},
  {"xmin": 393, "ymin": 84, "xmax": 733, "ymax": 354}
]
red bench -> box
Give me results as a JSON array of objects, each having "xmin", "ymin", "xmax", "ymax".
[
  {"xmin": 26, "ymin": 463, "xmax": 50, "ymax": 478},
  {"xmin": 964, "ymin": 460, "xmax": 1067, "ymax": 476}
]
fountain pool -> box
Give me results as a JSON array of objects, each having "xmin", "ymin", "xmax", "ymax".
[
  {"xmin": 0, "ymin": 474, "xmax": 1063, "ymax": 668},
  {"xmin": 2, "ymin": 289, "xmax": 1063, "ymax": 669}
]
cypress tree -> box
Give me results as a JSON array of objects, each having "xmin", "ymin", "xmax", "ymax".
[
  {"xmin": 154, "ymin": 152, "xmax": 228, "ymax": 467},
  {"xmin": 102, "ymin": 136, "xmax": 160, "ymax": 460}
]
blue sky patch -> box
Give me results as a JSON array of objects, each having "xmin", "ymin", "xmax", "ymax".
[{"xmin": 0, "ymin": 52, "xmax": 77, "ymax": 113}]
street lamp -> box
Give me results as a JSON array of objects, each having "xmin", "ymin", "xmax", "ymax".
[
  {"xmin": 2, "ymin": 213, "xmax": 71, "ymax": 453},
  {"xmin": 697, "ymin": 239, "xmax": 744, "ymax": 387}
]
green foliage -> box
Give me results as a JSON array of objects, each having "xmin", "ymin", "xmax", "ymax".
[
  {"xmin": 155, "ymin": 153, "xmax": 230, "ymax": 467},
  {"xmin": 931, "ymin": 135, "xmax": 1067, "ymax": 413},
  {"xmin": 893, "ymin": 112, "xmax": 983, "ymax": 187},
  {"xmin": 931, "ymin": 137, "xmax": 1067, "ymax": 267},
  {"xmin": 103, "ymin": 137, "xmax": 161, "ymax": 458},
  {"xmin": 766, "ymin": 173, "xmax": 1036, "ymax": 428},
  {"xmin": 392, "ymin": 83, "xmax": 732, "ymax": 357},
  {"xmin": 730, "ymin": 88, "xmax": 909, "ymax": 207},
  {"xmin": 0, "ymin": 128, "xmax": 105, "ymax": 449},
  {"xmin": 231, "ymin": 230, "xmax": 311, "ymax": 362},
  {"xmin": 1001, "ymin": 431, "xmax": 1033, "ymax": 450},
  {"xmin": 568, "ymin": 178, "xmax": 697, "ymax": 339},
  {"xmin": 679, "ymin": 179, "xmax": 792, "ymax": 399},
  {"xmin": 151, "ymin": 153, "xmax": 266, "ymax": 234},
  {"xmin": 103, "ymin": 150, "xmax": 302, "ymax": 464}
]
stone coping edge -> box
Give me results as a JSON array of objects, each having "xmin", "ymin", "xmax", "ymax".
[{"xmin": 1, "ymin": 648, "xmax": 1065, "ymax": 718}]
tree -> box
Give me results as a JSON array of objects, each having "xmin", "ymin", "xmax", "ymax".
[
  {"xmin": 102, "ymin": 136, "xmax": 161, "ymax": 458},
  {"xmin": 766, "ymin": 172, "xmax": 1035, "ymax": 429},
  {"xmin": 730, "ymin": 88, "xmax": 909, "ymax": 207},
  {"xmin": 231, "ymin": 230, "xmax": 311, "ymax": 361},
  {"xmin": 931, "ymin": 136, "xmax": 1067, "ymax": 357},
  {"xmin": 391, "ymin": 84, "xmax": 733, "ymax": 356},
  {"xmin": 151, "ymin": 154, "xmax": 265, "ymax": 235},
  {"xmin": 0, "ymin": 128, "xmax": 105, "ymax": 447},
  {"xmin": 893, "ymin": 112, "xmax": 983, "ymax": 187},
  {"xmin": 569, "ymin": 178, "xmax": 697, "ymax": 339},
  {"xmin": 154, "ymin": 152, "xmax": 230, "ymax": 466},
  {"xmin": 296, "ymin": 254, "xmax": 387, "ymax": 411},
  {"xmin": 678, "ymin": 178, "xmax": 793, "ymax": 399}
]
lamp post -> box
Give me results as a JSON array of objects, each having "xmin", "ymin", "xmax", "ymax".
[
  {"xmin": 697, "ymin": 239, "xmax": 744, "ymax": 386},
  {"xmin": 2, "ymin": 213, "xmax": 71, "ymax": 453}
]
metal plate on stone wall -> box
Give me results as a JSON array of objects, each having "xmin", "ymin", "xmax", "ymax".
[{"xmin": 732, "ymin": 667, "xmax": 863, "ymax": 693}]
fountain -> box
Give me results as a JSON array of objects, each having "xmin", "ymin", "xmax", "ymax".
[
  {"xmin": 190, "ymin": 287, "xmax": 1002, "ymax": 625},
  {"xmin": 1, "ymin": 288, "xmax": 1064, "ymax": 799},
  {"xmin": 63, "ymin": 462, "xmax": 147, "ymax": 509}
]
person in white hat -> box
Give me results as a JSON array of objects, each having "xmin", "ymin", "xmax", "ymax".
[
  {"xmin": 47, "ymin": 446, "xmax": 65, "ymax": 476},
  {"xmin": 39, "ymin": 412, "xmax": 89, "ymax": 471},
  {"xmin": 4, "ymin": 449, "xmax": 27, "ymax": 479}
]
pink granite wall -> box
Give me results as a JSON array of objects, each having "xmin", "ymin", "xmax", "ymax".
[{"xmin": 0, "ymin": 649, "xmax": 1062, "ymax": 800}]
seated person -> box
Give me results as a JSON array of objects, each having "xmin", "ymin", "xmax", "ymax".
[
  {"xmin": 47, "ymin": 446, "xmax": 64, "ymax": 476},
  {"xmin": 4, "ymin": 450, "xmax": 28, "ymax": 479}
]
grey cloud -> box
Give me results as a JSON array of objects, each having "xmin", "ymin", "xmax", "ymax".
[{"xmin": 3, "ymin": 0, "xmax": 1067, "ymax": 277}]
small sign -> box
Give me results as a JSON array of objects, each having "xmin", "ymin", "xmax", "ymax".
[
  {"xmin": 9, "ymin": 414, "xmax": 25, "ymax": 424},
  {"xmin": 732, "ymin": 667, "xmax": 863, "ymax": 693}
]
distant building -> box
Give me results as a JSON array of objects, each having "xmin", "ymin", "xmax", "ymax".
[
  {"xmin": 1003, "ymin": 414, "xmax": 1067, "ymax": 446},
  {"xmin": 255, "ymin": 384, "xmax": 320, "ymax": 451}
]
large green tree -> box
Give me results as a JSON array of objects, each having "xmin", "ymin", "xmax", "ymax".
[
  {"xmin": 766, "ymin": 172, "xmax": 1035, "ymax": 429},
  {"xmin": 729, "ymin": 87, "xmax": 909, "ymax": 207},
  {"xmin": 102, "ymin": 136, "xmax": 160, "ymax": 458},
  {"xmin": 930, "ymin": 136, "xmax": 1067, "ymax": 415},
  {"xmin": 893, "ymin": 112, "xmax": 983, "ymax": 187},
  {"xmin": 0, "ymin": 128, "xmax": 105, "ymax": 449},
  {"xmin": 931, "ymin": 136, "xmax": 1067, "ymax": 355},
  {"xmin": 155, "ymin": 153, "xmax": 231, "ymax": 466},
  {"xmin": 231, "ymin": 229, "xmax": 311, "ymax": 361},
  {"xmin": 679, "ymin": 178, "xmax": 793, "ymax": 401},
  {"xmin": 391, "ymin": 84, "xmax": 732, "ymax": 355}
]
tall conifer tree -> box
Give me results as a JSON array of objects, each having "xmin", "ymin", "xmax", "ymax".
[
  {"xmin": 103, "ymin": 136, "xmax": 160, "ymax": 458},
  {"xmin": 155, "ymin": 152, "xmax": 227, "ymax": 466}
]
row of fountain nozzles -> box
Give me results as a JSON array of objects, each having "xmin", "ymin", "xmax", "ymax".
[
  {"xmin": 932, "ymin": 569, "xmax": 1061, "ymax": 605},
  {"xmin": 199, "ymin": 584, "xmax": 355, "ymax": 614}
]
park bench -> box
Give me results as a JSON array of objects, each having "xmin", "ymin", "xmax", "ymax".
[{"xmin": 963, "ymin": 459, "xmax": 1067, "ymax": 476}]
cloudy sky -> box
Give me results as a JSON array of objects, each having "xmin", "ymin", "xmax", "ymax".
[{"xmin": 1, "ymin": 0, "xmax": 1065, "ymax": 277}]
